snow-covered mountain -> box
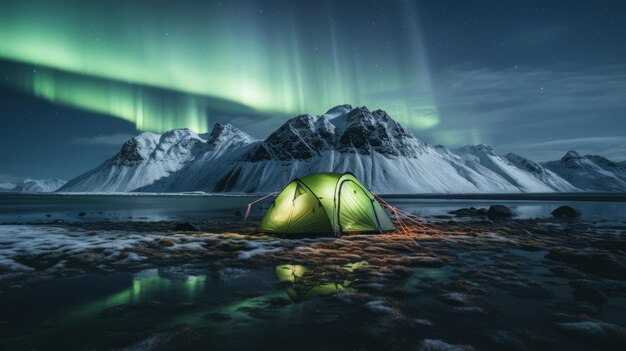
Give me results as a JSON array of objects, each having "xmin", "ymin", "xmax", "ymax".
[
  {"xmin": 0, "ymin": 182, "xmax": 17, "ymax": 192},
  {"xmin": 60, "ymin": 105, "xmax": 590, "ymax": 194},
  {"xmin": 58, "ymin": 126, "xmax": 255, "ymax": 192},
  {"xmin": 543, "ymin": 151, "xmax": 626, "ymax": 192},
  {"xmin": 0, "ymin": 179, "xmax": 66, "ymax": 192},
  {"xmin": 452, "ymin": 145, "xmax": 576, "ymax": 192}
]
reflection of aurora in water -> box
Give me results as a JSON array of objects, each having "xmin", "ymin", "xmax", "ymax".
[
  {"xmin": 60, "ymin": 269, "xmax": 207, "ymax": 321},
  {"xmin": 0, "ymin": 0, "xmax": 439, "ymax": 132}
]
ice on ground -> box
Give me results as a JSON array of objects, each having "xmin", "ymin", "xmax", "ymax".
[
  {"xmin": 419, "ymin": 339, "xmax": 476, "ymax": 351},
  {"xmin": 365, "ymin": 300, "xmax": 395, "ymax": 315}
]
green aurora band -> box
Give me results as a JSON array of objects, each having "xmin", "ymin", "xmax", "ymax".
[{"xmin": 0, "ymin": 0, "xmax": 439, "ymax": 133}]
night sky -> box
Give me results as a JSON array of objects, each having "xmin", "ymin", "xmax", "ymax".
[{"xmin": 1, "ymin": 0, "xmax": 625, "ymax": 181}]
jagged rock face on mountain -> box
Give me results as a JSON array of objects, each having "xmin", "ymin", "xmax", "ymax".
[
  {"xmin": 559, "ymin": 151, "xmax": 586, "ymax": 169},
  {"xmin": 337, "ymin": 108, "xmax": 424, "ymax": 157},
  {"xmin": 505, "ymin": 153, "xmax": 545, "ymax": 174},
  {"xmin": 245, "ymin": 114, "xmax": 335, "ymax": 161},
  {"xmin": 245, "ymin": 106, "xmax": 423, "ymax": 162},
  {"xmin": 110, "ymin": 129, "xmax": 206, "ymax": 168},
  {"xmin": 60, "ymin": 105, "xmax": 621, "ymax": 193},
  {"xmin": 207, "ymin": 123, "xmax": 255, "ymax": 150},
  {"xmin": 543, "ymin": 151, "xmax": 626, "ymax": 192},
  {"xmin": 111, "ymin": 133, "xmax": 160, "ymax": 167}
]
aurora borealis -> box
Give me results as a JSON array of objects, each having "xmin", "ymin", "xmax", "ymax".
[
  {"xmin": 0, "ymin": 0, "xmax": 437, "ymax": 132},
  {"xmin": 1, "ymin": 0, "xmax": 625, "ymax": 181}
]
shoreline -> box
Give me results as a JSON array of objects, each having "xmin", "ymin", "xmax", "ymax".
[{"xmin": 1, "ymin": 216, "xmax": 625, "ymax": 350}]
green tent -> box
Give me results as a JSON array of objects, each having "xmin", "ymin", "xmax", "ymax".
[{"xmin": 257, "ymin": 172, "xmax": 395, "ymax": 235}]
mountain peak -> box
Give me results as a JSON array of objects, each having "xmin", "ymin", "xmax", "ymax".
[
  {"xmin": 207, "ymin": 123, "xmax": 254, "ymax": 150},
  {"xmin": 544, "ymin": 151, "xmax": 626, "ymax": 191},
  {"xmin": 562, "ymin": 150, "xmax": 582, "ymax": 160},
  {"xmin": 243, "ymin": 105, "xmax": 424, "ymax": 161},
  {"xmin": 112, "ymin": 132, "xmax": 161, "ymax": 166},
  {"xmin": 324, "ymin": 104, "xmax": 353, "ymax": 117},
  {"xmin": 457, "ymin": 144, "xmax": 496, "ymax": 155},
  {"xmin": 336, "ymin": 106, "xmax": 422, "ymax": 157},
  {"xmin": 244, "ymin": 114, "xmax": 335, "ymax": 161}
]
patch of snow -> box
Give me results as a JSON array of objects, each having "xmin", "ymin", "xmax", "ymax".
[
  {"xmin": 237, "ymin": 245, "xmax": 282, "ymax": 260},
  {"xmin": 365, "ymin": 300, "xmax": 395, "ymax": 315},
  {"xmin": 419, "ymin": 339, "xmax": 476, "ymax": 351}
]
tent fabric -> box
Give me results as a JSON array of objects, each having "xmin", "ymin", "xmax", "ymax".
[{"xmin": 257, "ymin": 172, "xmax": 395, "ymax": 235}]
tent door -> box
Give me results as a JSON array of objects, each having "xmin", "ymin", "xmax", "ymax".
[{"xmin": 337, "ymin": 180, "xmax": 378, "ymax": 233}]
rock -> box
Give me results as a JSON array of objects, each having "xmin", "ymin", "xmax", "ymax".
[
  {"xmin": 78, "ymin": 211, "xmax": 86, "ymax": 217},
  {"xmin": 551, "ymin": 205, "xmax": 581, "ymax": 218},
  {"xmin": 487, "ymin": 205, "xmax": 513, "ymax": 218},
  {"xmin": 546, "ymin": 247, "xmax": 626, "ymax": 279},
  {"xmin": 448, "ymin": 207, "xmax": 489, "ymax": 217},
  {"xmin": 173, "ymin": 222, "xmax": 199, "ymax": 232},
  {"xmin": 45, "ymin": 214, "xmax": 52, "ymax": 218},
  {"xmin": 158, "ymin": 238, "xmax": 176, "ymax": 247},
  {"xmin": 570, "ymin": 280, "xmax": 607, "ymax": 305},
  {"xmin": 419, "ymin": 339, "xmax": 476, "ymax": 351},
  {"xmin": 233, "ymin": 210, "xmax": 242, "ymax": 216}
]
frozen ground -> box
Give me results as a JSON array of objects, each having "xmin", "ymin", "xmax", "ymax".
[{"xmin": 0, "ymin": 218, "xmax": 625, "ymax": 350}]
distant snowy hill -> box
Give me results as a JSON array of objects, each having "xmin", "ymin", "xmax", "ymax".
[
  {"xmin": 1, "ymin": 179, "xmax": 66, "ymax": 192},
  {"xmin": 452, "ymin": 145, "xmax": 576, "ymax": 193},
  {"xmin": 59, "ymin": 105, "xmax": 616, "ymax": 194},
  {"xmin": 59, "ymin": 126, "xmax": 256, "ymax": 192},
  {"xmin": 0, "ymin": 182, "xmax": 16, "ymax": 192},
  {"xmin": 543, "ymin": 151, "xmax": 626, "ymax": 192}
]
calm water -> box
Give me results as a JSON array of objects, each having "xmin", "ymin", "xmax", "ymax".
[{"xmin": 1, "ymin": 193, "xmax": 625, "ymax": 223}]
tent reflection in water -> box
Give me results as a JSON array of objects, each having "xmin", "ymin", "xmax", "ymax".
[
  {"xmin": 257, "ymin": 172, "xmax": 395, "ymax": 235},
  {"xmin": 275, "ymin": 265, "xmax": 353, "ymax": 303}
]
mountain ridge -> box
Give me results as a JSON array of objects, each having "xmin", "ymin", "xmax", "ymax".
[
  {"xmin": 58, "ymin": 105, "xmax": 624, "ymax": 193},
  {"xmin": 543, "ymin": 151, "xmax": 626, "ymax": 192},
  {"xmin": 1, "ymin": 178, "xmax": 66, "ymax": 192}
]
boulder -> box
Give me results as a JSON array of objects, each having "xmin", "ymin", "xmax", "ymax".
[
  {"xmin": 487, "ymin": 205, "xmax": 512, "ymax": 219},
  {"xmin": 448, "ymin": 207, "xmax": 488, "ymax": 217},
  {"xmin": 570, "ymin": 280, "xmax": 607, "ymax": 305},
  {"xmin": 551, "ymin": 205, "xmax": 581, "ymax": 218},
  {"xmin": 546, "ymin": 247, "xmax": 626, "ymax": 279}
]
